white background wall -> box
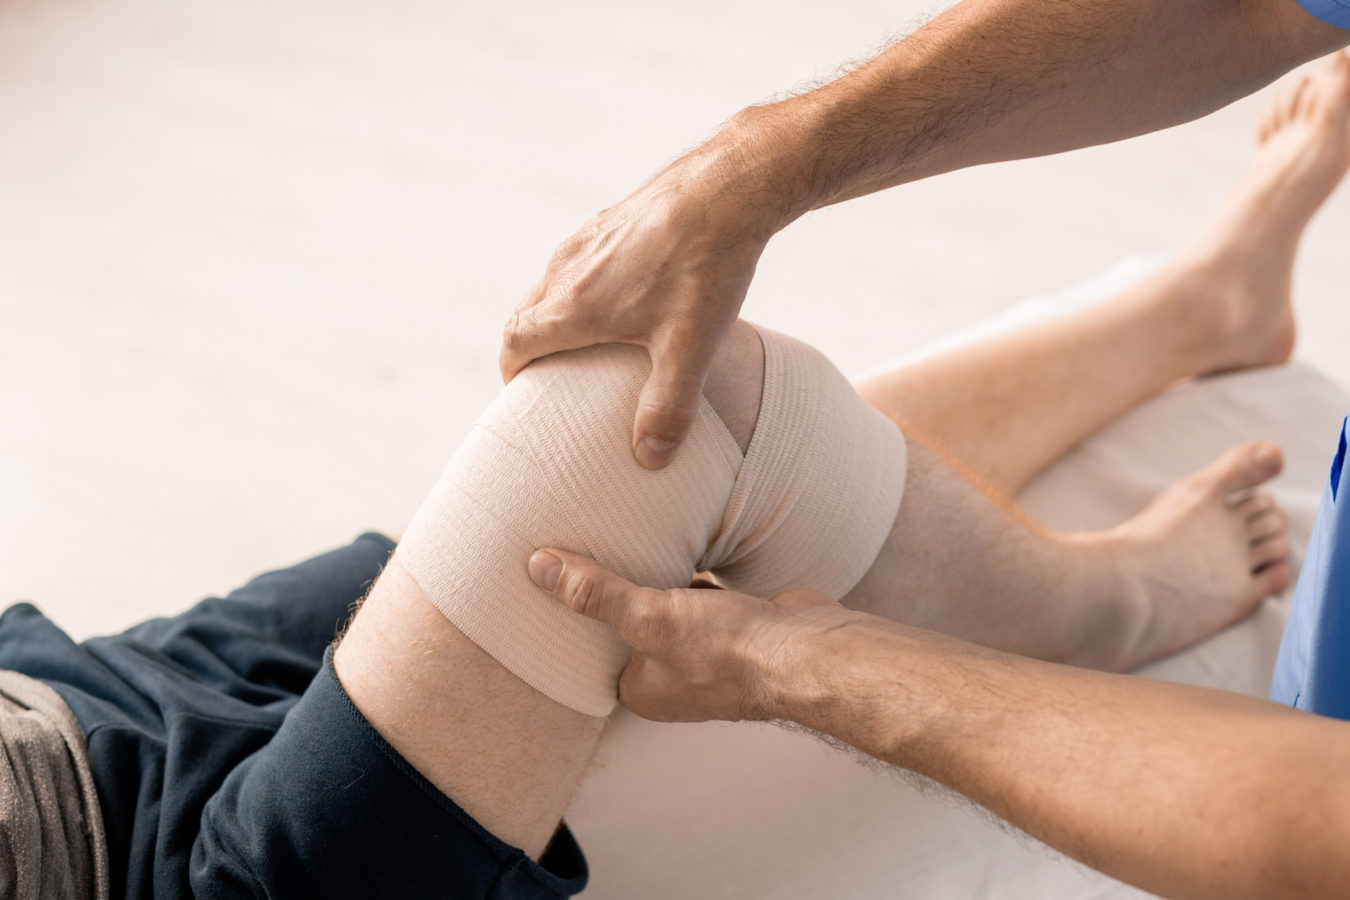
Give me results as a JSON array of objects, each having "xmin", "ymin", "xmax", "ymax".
[{"xmin": 2, "ymin": 0, "xmax": 1348, "ymax": 636}]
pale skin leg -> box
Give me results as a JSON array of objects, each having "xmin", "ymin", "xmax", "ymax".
[
  {"xmin": 856, "ymin": 273, "xmax": 1282, "ymax": 499},
  {"xmin": 843, "ymin": 437, "xmax": 1289, "ymax": 670},
  {"xmin": 337, "ymin": 287, "xmax": 1267, "ymax": 864},
  {"xmin": 331, "ymin": 321, "xmax": 765, "ymax": 861},
  {"xmin": 331, "ymin": 56, "xmax": 1350, "ymax": 870},
  {"xmin": 860, "ymin": 52, "xmax": 1350, "ymax": 498},
  {"xmin": 842, "ymin": 56, "xmax": 1350, "ymax": 664}
]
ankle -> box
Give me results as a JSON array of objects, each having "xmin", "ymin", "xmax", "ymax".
[
  {"xmin": 1121, "ymin": 262, "xmax": 1234, "ymax": 378},
  {"xmin": 1054, "ymin": 533, "xmax": 1155, "ymax": 672},
  {"xmin": 1146, "ymin": 247, "xmax": 1295, "ymax": 376}
]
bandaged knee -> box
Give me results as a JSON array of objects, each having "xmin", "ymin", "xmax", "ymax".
[{"xmin": 396, "ymin": 325, "xmax": 907, "ymax": 716}]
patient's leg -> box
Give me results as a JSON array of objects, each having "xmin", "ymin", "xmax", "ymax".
[
  {"xmin": 332, "ymin": 322, "xmax": 767, "ymax": 860},
  {"xmin": 838, "ymin": 59, "xmax": 1350, "ymax": 668},
  {"xmin": 859, "ymin": 52, "xmax": 1350, "ymax": 497},
  {"xmin": 327, "ymin": 73, "xmax": 1350, "ymax": 849},
  {"xmin": 844, "ymin": 436, "xmax": 1290, "ymax": 671},
  {"xmin": 334, "ymin": 305, "xmax": 1283, "ymax": 871}
]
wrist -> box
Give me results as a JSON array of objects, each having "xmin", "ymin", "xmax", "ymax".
[
  {"xmin": 678, "ymin": 97, "xmax": 828, "ymax": 240},
  {"xmin": 750, "ymin": 607, "xmax": 959, "ymax": 771},
  {"xmin": 749, "ymin": 607, "xmax": 871, "ymax": 729}
]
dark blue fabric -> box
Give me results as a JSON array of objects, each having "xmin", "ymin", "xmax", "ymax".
[
  {"xmin": 1273, "ymin": 418, "xmax": 1350, "ymax": 719},
  {"xmin": 0, "ymin": 533, "xmax": 587, "ymax": 899},
  {"xmin": 192, "ymin": 647, "xmax": 587, "ymax": 899}
]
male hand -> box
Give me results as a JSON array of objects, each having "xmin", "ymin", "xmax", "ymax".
[
  {"xmin": 498, "ymin": 146, "xmax": 785, "ymax": 470},
  {"xmin": 526, "ymin": 547, "xmax": 843, "ymax": 722}
]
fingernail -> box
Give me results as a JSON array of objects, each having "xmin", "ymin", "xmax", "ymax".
[
  {"xmin": 636, "ymin": 436, "xmax": 676, "ymax": 469},
  {"xmin": 1257, "ymin": 443, "xmax": 1281, "ymax": 466},
  {"xmin": 528, "ymin": 551, "xmax": 563, "ymax": 592}
]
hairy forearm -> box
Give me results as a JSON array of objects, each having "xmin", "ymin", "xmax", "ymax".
[
  {"xmin": 771, "ymin": 614, "xmax": 1350, "ymax": 899},
  {"xmin": 700, "ymin": 0, "xmax": 1347, "ymax": 228}
]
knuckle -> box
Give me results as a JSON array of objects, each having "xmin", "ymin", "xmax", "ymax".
[
  {"xmin": 551, "ymin": 220, "xmax": 602, "ymax": 265},
  {"xmin": 501, "ymin": 313, "xmax": 525, "ymax": 349},
  {"xmin": 627, "ymin": 598, "xmax": 656, "ymax": 634},
  {"xmin": 551, "ymin": 272, "xmax": 578, "ymax": 305},
  {"xmin": 563, "ymin": 572, "xmax": 600, "ymax": 616},
  {"xmin": 629, "ymin": 594, "xmax": 669, "ymax": 643},
  {"xmin": 551, "ymin": 235, "xmax": 583, "ymax": 265}
]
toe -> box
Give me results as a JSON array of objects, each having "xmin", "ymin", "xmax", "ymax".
[
  {"xmin": 1293, "ymin": 76, "xmax": 1317, "ymax": 122},
  {"xmin": 1326, "ymin": 51, "xmax": 1350, "ymax": 111},
  {"xmin": 1250, "ymin": 535, "xmax": 1291, "ymax": 569},
  {"xmin": 1257, "ymin": 102, "xmax": 1277, "ymax": 143},
  {"xmin": 1247, "ymin": 508, "xmax": 1288, "ymax": 542},
  {"xmin": 1324, "ymin": 49, "xmax": 1350, "ymax": 82},
  {"xmin": 1236, "ymin": 492, "xmax": 1275, "ymax": 518},
  {"xmin": 1258, "ymin": 99, "xmax": 1280, "ymax": 143},
  {"xmin": 1207, "ymin": 440, "xmax": 1284, "ymax": 495},
  {"xmin": 1255, "ymin": 561, "xmax": 1293, "ymax": 597},
  {"xmin": 1276, "ymin": 78, "xmax": 1309, "ymax": 129}
]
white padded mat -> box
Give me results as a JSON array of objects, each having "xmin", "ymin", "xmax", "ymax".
[{"xmin": 568, "ymin": 263, "xmax": 1350, "ymax": 900}]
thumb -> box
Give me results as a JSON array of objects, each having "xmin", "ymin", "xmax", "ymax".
[
  {"xmin": 527, "ymin": 548, "xmax": 662, "ymax": 639},
  {"xmin": 632, "ymin": 336, "xmax": 717, "ymax": 470}
]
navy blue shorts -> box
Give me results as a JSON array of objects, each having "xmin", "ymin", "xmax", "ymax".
[{"xmin": 0, "ymin": 533, "xmax": 587, "ymax": 899}]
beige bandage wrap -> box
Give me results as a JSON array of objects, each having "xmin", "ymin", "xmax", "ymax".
[{"xmin": 396, "ymin": 325, "xmax": 907, "ymax": 716}]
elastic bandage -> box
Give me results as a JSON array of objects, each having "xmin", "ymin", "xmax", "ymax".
[{"xmin": 396, "ymin": 325, "xmax": 907, "ymax": 716}]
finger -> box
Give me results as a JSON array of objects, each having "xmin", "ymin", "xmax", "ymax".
[
  {"xmin": 527, "ymin": 548, "xmax": 664, "ymax": 639},
  {"xmin": 632, "ymin": 335, "xmax": 719, "ymax": 470},
  {"xmin": 498, "ymin": 301, "xmax": 597, "ymax": 385}
]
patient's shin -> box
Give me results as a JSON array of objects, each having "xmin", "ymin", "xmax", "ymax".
[{"xmin": 395, "ymin": 326, "xmax": 907, "ymax": 716}]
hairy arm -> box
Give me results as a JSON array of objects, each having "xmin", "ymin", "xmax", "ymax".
[
  {"xmin": 502, "ymin": 0, "xmax": 1347, "ymax": 469},
  {"xmin": 740, "ymin": 0, "xmax": 1349, "ymax": 212},
  {"xmin": 779, "ymin": 615, "xmax": 1350, "ymax": 900},
  {"xmin": 530, "ymin": 548, "xmax": 1350, "ymax": 900}
]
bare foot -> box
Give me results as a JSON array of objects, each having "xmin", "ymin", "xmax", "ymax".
[
  {"xmin": 1174, "ymin": 52, "xmax": 1350, "ymax": 373},
  {"xmin": 1109, "ymin": 441, "xmax": 1292, "ymax": 667}
]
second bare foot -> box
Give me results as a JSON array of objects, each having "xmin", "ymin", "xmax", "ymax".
[
  {"xmin": 1171, "ymin": 52, "xmax": 1350, "ymax": 375},
  {"xmin": 1108, "ymin": 441, "xmax": 1292, "ymax": 667}
]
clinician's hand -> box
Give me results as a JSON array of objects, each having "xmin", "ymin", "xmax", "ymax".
[
  {"xmin": 526, "ymin": 547, "xmax": 844, "ymax": 722},
  {"xmin": 498, "ymin": 150, "xmax": 783, "ymax": 470}
]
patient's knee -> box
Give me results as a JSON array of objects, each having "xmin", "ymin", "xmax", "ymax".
[
  {"xmin": 395, "ymin": 323, "xmax": 906, "ymax": 717},
  {"xmin": 395, "ymin": 337, "xmax": 747, "ymax": 716}
]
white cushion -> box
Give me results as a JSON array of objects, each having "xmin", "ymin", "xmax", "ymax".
[{"xmin": 567, "ymin": 261, "xmax": 1350, "ymax": 899}]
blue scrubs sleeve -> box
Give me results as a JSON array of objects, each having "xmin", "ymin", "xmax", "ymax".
[
  {"xmin": 1297, "ymin": 0, "xmax": 1350, "ymax": 29},
  {"xmin": 1272, "ymin": 417, "xmax": 1350, "ymax": 717}
]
